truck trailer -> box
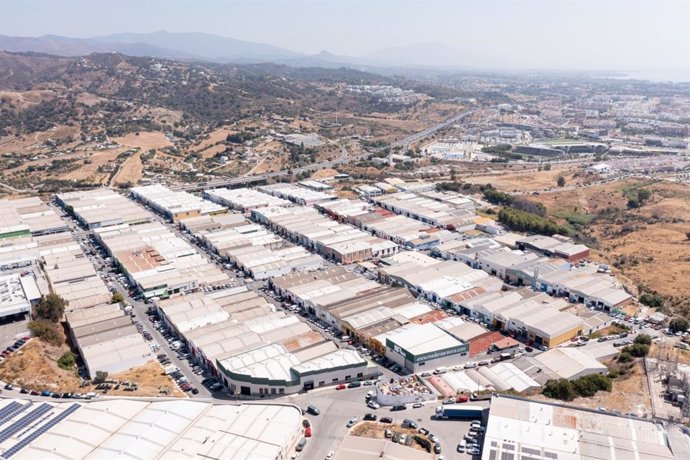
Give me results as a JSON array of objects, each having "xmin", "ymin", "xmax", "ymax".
[{"xmin": 435, "ymin": 404, "xmax": 485, "ymax": 420}]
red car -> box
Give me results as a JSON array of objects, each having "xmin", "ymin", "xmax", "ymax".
[
  {"xmin": 304, "ymin": 426, "xmax": 312, "ymax": 437},
  {"xmin": 336, "ymin": 384, "xmax": 347, "ymax": 390}
]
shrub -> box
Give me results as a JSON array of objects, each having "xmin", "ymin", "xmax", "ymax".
[
  {"xmin": 28, "ymin": 319, "xmax": 62, "ymax": 346},
  {"xmin": 623, "ymin": 343, "xmax": 650, "ymax": 357},
  {"xmin": 639, "ymin": 293, "xmax": 664, "ymax": 308},
  {"xmin": 543, "ymin": 379, "xmax": 576, "ymax": 401},
  {"xmin": 111, "ymin": 292, "xmax": 124, "ymax": 304},
  {"xmin": 634, "ymin": 334, "xmax": 652, "ymax": 345},
  {"xmin": 669, "ymin": 317, "xmax": 690, "ymax": 333},
  {"xmin": 57, "ymin": 352, "xmax": 77, "ymax": 370},
  {"xmin": 572, "ymin": 374, "xmax": 612, "ymax": 397},
  {"xmin": 93, "ymin": 371, "xmax": 109, "ymax": 384},
  {"xmin": 498, "ymin": 207, "xmax": 569, "ymax": 236}
]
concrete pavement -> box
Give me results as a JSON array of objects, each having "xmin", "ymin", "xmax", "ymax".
[{"xmin": 282, "ymin": 384, "xmax": 488, "ymax": 460}]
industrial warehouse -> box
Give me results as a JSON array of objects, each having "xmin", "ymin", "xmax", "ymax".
[
  {"xmin": 0, "ymin": 398, "xmax": 303, "ymax": 460},
  {"xmin": 0, "ymin": 181, "xmax": 668, "ymax": 460},
  {"xmin": 0, "ymin": 197, "xmax": 68, "ymax": 238},
  {"xmin": 181, "ymin": 213, "xmax": 323, "ymax": 280},
  {"xmin": 130, "ymin": 184, "xmax": 227, "ymax": 221},
  {"xmin": 94, "ymin": 221, "xmax": 231, "ymax": 299},
  {"xmin": 55, "ymin": 188, "xmax": 155, "ymax": 229},
  {"xmin": 482, "ymin": 395, "xmax": 675, "ymax": 460},
  {"xmin": 204, "ymin": 187, "xmax": 292, "ymax": 212},
  {"xmin": 252, "ymin": 205, "xmax": 398, "ymax": 263},
  {"xmin": 154, "ymin": 287, "xmax": 376, "ymax": 395},
  {"xmin": 65, "ymin": 304, "xmax": 153, "ymax": 378}
]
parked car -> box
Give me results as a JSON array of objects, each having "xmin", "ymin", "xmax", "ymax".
[
  {"xmin": 346, "ymin": 417, "xmax": 359, "ymax": 427},
  {"xmin": 367, "ymin": 400, "xmax": 380, "ymax": 410},
  {"xmin": 379, "ymin": 416, "xmax": 393, "ymax": 424},
  {"xmin": 363, "ymin": 413, "xmax": 377, "ymax": 421},
  {"xmin": 390, "ymin": 405, "xmax": 406, "ymax": 411},
  {"xmin": 306, "ymin": 405, "xmax": 320, "ymax": 416},
  {"xmin": 412, "ymin": 402, "xmax": 423, "ymax": 408}
]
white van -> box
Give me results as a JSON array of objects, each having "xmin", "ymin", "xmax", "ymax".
[{"xmin": 433, "ymin": 367, "xmax": 447, "ymax": 375}]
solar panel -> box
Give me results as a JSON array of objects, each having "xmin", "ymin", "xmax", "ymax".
[
  {"xmin": 0, "ymin": 404, "xmax": 52, "ymax": 445},
  {"xmin": 1, "ymin": 404, "xmax": 80, "ymax": 459},
  {"xmin": 0, "ymin": 404, "xmax": 24, "ymax": 427}
]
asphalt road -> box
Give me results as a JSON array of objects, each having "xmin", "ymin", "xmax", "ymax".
[
  {"xmin": 173, "ymin": 109, "xmax": 479, "ymax": 193},
  {"xmin": 284, "ymin": 386, "xmax": 488, "ymax": 460}
]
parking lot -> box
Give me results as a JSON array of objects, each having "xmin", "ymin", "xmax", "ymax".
[{"xmin": 285, "ymin": 384, "xmax": 490, "ymax": 459}]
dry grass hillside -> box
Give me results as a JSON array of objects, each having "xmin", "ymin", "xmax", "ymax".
[{"xmin": 542, "ymin": 180, "xmax": 690, "ymax": 303}]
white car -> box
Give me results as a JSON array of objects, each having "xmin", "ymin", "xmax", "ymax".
[
  {"xmin": 367, "ymin": 400, "xmax": 380, "ymax": 409},
  {"xmin": 346, "ymin": 417, "xmax": 358, "ymax": 427},
  {"xmin": 325, "ymin": 451, "xmax": 335, "ymax": 460}
]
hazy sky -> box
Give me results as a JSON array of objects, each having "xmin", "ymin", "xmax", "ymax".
[{"xmin": 1, "ymin": 0, "xmax": 689, "ymax": 76}]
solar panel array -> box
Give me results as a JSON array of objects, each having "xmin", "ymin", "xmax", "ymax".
[
  {"xmin": 0, "ymin": 404, "xmax": 25, "ymax": 428},
  {"xmin": 0, "ymin": 404, "xmax": 52, "ymax": 446},
  {"xmin": 1, "ymin": 403, "xmax": 81, "ymax": 459}
]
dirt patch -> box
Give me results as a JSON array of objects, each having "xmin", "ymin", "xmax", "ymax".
[
  {"xmin": 533, "ymin": 361, "xmax": 651, "ymax": 416},
  {"xmin": 198, "ymin": 143, "xmax": 227, "ymax": 159},
  {"xmin": 0, "ymin": 337, "xmax": 183, "ymax": 397},
  {"xmin": 0, "ymin": 90, "xmax": 56, "ymax": 109},
  {"xmin": 112, "ymin": 131, "xmax": 172, "ymax": 152},
  {"xmin": 192, "ymin": 128, "xmax": 234, "ymax": 152},
  {"xmin": 541, "ymin": 180, "xmax": 690, "ymax": 299},
  {"xmin": 75, "ymin": 92, "xmax": 106, "ymax": 106},
  {"xmin": 59, "ymin": 147, "xmax": 128, "ymax": 184},
  {"xmin": 649, "ymin": 342, "xmax": 690, "ymax": 365},
  {"xmin": 0, "ymin": 339, "xmax": 81, "ymax": 392},
  {"xmin": 106, "ymin": 361, "xmax": 185, "ymax": 398},
  {"xmin": 112, "ymin": 151, "xmax": 144, "ymax": 186},
  {"xmin": 461, "ymin": 166, "xmax": 580, "ymax": 192},
  {"xmin": 311, "ymin": 168, "xmax": 339, "ymax": 180},
  {"xmin": 351, "ymin": 421, "xmax": 430, "ymax": 452}
]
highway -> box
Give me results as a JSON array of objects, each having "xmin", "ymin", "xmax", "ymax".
[{"xmin": 172, "ymin": 109, "xmax": 477, "ymax": 192}]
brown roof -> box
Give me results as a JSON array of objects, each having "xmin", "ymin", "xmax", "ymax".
[{"xmin": 410, "ymin": 309, "xmax": 447, "ymax": 324}]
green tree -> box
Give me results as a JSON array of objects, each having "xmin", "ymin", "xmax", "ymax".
[
  {"xmin": 557, "ymin": 176, "xmax": 566, "ymax": 187},
  {"xmin": 623, "ymin": 343, "xmax": 650, "ymax": 357},
  {"xmin": 543, "ymin": 379, "xmax": 576, "ymax": 401},
  {"xmin": 669, "ymin": 317, "xmax": 690, "ymax": 333},
  {"xmin": 572, "ymin": 374, "xmax": 612, "ymax": 397},
  {"xmin": 639, "ymin": 293, "xmax": 664, "ymax": 308},
  {"xmin": 618, "ymin": 351, "xmax": 633, "ymax": 363},
  {"xmin": 634, "ymin": 334, "xmax": 652, "ymax": 345},
  {"xmin": 34, "ymin": 294, "xmax": 67, "ymax": 323},
  {"xmin": 57, "ymin": 352, "xmax": 77, "ymax": 370},
  {"xmin": 543, "ymin": 164, "xmax": 552, "ymax": 171},
  {"xmin": 93, "ymin": 371, "xmax": 109, "ymax": 384},
  {"xmin": 111, "ymin": 292, "xmax": 124, "ymax": 304}
]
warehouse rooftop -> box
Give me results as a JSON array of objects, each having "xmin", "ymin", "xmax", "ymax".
[{"xmin": 484, "ymin": 395, "xmax": 674, "ymax": 460}]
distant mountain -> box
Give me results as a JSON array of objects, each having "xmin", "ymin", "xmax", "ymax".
[
  {"xmin": 0, "ymin": 32, "xmax": 476, "ymax": 73},
  {"xmin": 0, "ymin": 34, "xmax": 193, "ymax": 60},
  {"xmin": 93, "ymin": 31, "xmax": 301, "ymax": 62}
]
